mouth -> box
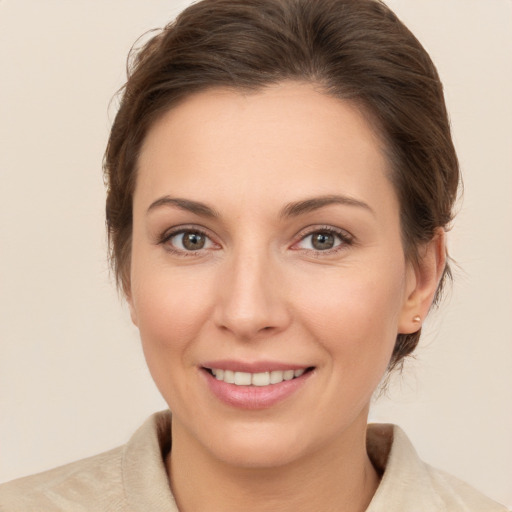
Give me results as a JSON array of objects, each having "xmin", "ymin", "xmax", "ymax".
[
  {"xmin": 203, "ymin": 367, "xmax": 315, "ymax": 387},
  {"xmin": 200, "ymin": 363, "xmax": 315, "ymax": 409}
]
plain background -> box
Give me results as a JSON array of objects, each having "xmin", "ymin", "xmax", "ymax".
[{"xmin": 0, "ymin": 0, "xmax": 511, "ymax": 507}]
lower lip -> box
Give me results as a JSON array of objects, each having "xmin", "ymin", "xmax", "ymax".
[{"xmin": 202, "ymin": 369, "xmax": 313, "ymax": 410}]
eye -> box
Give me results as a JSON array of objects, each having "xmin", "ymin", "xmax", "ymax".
[
  {"xmin": 294, "ymin": 227, "xmax": 352, "ymax": 252},
  {"xmin": 298, "ymin": 231, "xmax": 341, "ymax": 251},
  {"xmin": 163, "ymin": 229, "xmax": 216, "ymax": 253}
]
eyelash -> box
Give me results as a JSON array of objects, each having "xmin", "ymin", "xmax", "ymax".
[
  {"xmin": 158, "ymin": 225, "xmax": 219, "ymax": 257},
  {"xmin": 291, "ymin": 226, "xmax": 354, "ymax": 256},
  {"xmin": 158, "ymin": 225, "xmax": 354, "ymax": 257}
]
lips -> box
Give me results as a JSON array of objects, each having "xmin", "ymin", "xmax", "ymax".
[{"xmin": 201, "ymin": 362, "xmax": 314, "ymax": 409}]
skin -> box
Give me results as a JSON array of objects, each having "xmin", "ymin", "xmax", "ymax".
[{"xmin": 128, "ymin": 82, "xmax": 445, "ymax": 512}]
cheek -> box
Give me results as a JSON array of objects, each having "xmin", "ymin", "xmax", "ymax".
[
  {"xmin": 131, "ymin": 267, "xmax": 214, "ymax": 367},
  {"xmin": 130, "ymin": 270, "xmax": 216, "ymax": 412},
  {"xmin": 292, "ymin": 265, "xmax": 405, "ymax": 362}
]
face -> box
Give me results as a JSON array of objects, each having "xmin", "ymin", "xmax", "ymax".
[{"xmin": 129, "ymin": 82, "xmax": 421, "ymax": 469}]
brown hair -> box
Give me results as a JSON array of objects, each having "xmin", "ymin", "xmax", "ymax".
[{"xmin": 104, "ymin": 0, "xmax": 459, "ymax": 370}]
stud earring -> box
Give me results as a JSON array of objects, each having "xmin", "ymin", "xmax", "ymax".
[{"xmin": 413, "ymin": 315, "xmax": 421, "ymax": 323}]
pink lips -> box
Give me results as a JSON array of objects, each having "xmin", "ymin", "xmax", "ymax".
[{"xmin": 201, "ymin": 360, "xmax": 313, "ymax": 410}]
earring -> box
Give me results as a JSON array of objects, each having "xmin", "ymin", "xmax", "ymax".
[{"xmin": 412, "ymin": 315, "xmax": 421, "ymax": 323}]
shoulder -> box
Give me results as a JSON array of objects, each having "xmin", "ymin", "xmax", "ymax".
[
  {"xmin": 366, "ymin": 423, "xmax": 509, "ymax": 512},
  {"xmin": 424, "ymin": 463, "xmax": 510, "ymax": 512},
  {"xmin": 0, "ymin": 446, "xmax": 127, "ymax": 512},
  {"xmin": 0, "ymin": 411, "xmax": 176, "ymax": 512}
]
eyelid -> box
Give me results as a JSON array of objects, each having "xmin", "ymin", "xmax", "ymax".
[
  {"xmin": 156, "ymin": 223, "xmax": 353, "ymax": 256},
  {"xmin": 158, "ymin": 224, "xmax": 221, "ymax": 254},
  {"xmin": 291, "ymin": 225, "xmax": 354, "ymax": 253}
]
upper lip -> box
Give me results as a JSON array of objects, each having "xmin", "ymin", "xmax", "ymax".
[{"xmin": 201, "ymin": 360, "xmax": 312, "ymax": 373}]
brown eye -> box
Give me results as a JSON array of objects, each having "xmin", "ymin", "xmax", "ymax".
[
  {"xmin": 182, "ymin": 232, "xmax": 206, "ymax": 250},
  {"xmin": 311, "ymin": 232, "xmax": 336, "ymax": 250},
  {"xmin": 294, "ymin": 228, "xmax": 350, "ymax": 253},
  {"xmin": 168, "ymin": 230, "xmax": 213, "ymax": 251}
]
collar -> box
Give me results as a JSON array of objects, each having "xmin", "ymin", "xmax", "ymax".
[{"xmin": 121, "ymin": 411, "xmax": 504, "ymax": 512}]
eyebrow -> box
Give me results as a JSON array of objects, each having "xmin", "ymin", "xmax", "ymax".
[
  {"xmin": 280, "ymin": 194, "xmax": 374, "ymax": 218},
  {"xmin": 147, "ymin": 196, "xmax": 219, "ymax": 218},
  {"xmin": 146, "ymin": 194, "xmax": 374, "ymax": 219}
]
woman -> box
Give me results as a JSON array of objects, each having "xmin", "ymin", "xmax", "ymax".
[{"xmin": 0, "ymin": 0, "xmax": 508, "ymax": 510}]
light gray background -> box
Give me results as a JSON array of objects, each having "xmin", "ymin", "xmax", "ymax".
[{"xmin": 1, "ymin": 0, "xmax": 511, "ymax": 507}]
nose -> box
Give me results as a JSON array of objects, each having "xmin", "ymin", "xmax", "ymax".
[{"xmin": 213, "ymin": 249, "xmax": 291, "ymax": 340}]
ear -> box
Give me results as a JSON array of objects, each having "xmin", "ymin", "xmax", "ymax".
[{"xmin": 398, "ymin": 228, "xmax": 446, "ymax": 334}]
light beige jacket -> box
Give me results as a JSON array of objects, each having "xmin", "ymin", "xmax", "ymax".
[{"xmin": 0, "ymin": 411, "xmax": 507, "ymax": 511}]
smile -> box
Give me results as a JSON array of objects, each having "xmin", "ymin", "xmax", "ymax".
[
  {"xmin": 208, "ymin": 368, "xmax": 308, "ymax": 386},
  {"xmin": 201, "ymin": 362, "xmax": 315, "ymax": 409}
]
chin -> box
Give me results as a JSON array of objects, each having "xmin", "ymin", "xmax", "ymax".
[{"xmin": 206, "ymin": 427, "xmax": 308, "ymax": 469}]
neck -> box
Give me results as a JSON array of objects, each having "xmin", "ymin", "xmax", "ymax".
[{"xmin": 167, "ymin": 415, "xmax": 380, "ymax": 512}]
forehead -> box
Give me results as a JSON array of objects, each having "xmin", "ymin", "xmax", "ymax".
[{"xmin": 135, "ymin": 82, "xmax": 395, "ymax": 214}]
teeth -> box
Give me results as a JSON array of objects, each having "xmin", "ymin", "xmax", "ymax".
[
  {"xmin": 211, "ymin": 368, "xmax": 308, "ymax": 386},
  {"xmin": 224, "ymin": 370, "xmax": 235, "ymax": 384},
  {"xmin": 252, "ymin": 372, "xmax": 270, "ymax": 386},
  {"xmin": 270, "ymin": 370, "xmax": 284, "ymax": 384},
  {"xmin": 234, "ymin": 371, "xmax": 252, "ymax": 385},
  {"xmin": 283, "ymin": 370, "xmax": 294, "ymax": 381}
]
